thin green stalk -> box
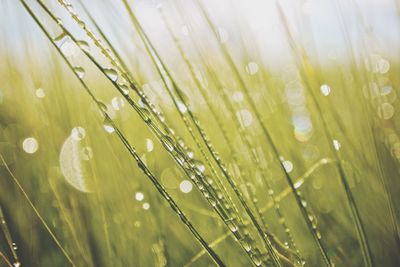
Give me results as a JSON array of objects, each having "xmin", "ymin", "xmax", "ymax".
[
  {"xmin": 120, "ymin": 2, "xmax": 285, "ymax": 266},
  {"xmin": 18, "ymin": 2, "xmax": 225, "ymax": 266},
  {"xmin": 194, "ymin": 1, "xmax": 332, "ymax": 265},
  {"xmin": 277, "ymin": 3, "xmax": 374, "ymax": 266}
]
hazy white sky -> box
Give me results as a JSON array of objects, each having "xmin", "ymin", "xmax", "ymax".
[{"xmin": 1, "ymin": 0, "xmax": 399, "ymax": 65}]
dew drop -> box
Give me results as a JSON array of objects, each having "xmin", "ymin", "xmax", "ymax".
[
  {"xmin": 232, "ymin": 91, "xmax": 244, "ymax": 102},
  {"xmin": 320, "ymin": 84, "xmax": 331, "ymax": 96},
  {"xmin": 146, "ymin": 138, "xmax": 154, "ymax": 152},
  {"xmin": 135, "ymin": 192, "xmax": 144, "ymax": 201},
  {"xmin": 22, "ymin": 137, "xmax": 39, "ymax": 154},
  {"xmin": 35, "ymin": 88, "xmax": 45, "ymax": 98},
  {"xmin": 245, "ymin": 62, "xmax": 259, "ymax": 75},
  {"xmin": 142, "ymin": 202, "xmax": 150, "ymax": 210},
  {"xmin": 73, "ymin": 66, "xmax": 85, "ymax": 79},
  {"xmin": 111, "ymin": 96, "xmax": 125, "ymax": 110},
  {"xmin": 333, "ymin": 139, "xmax": 341, "ymax": 151},
  {"xmin": 377, "ymin": 102, "xmax": 394, "ymax": 120},
  {"xmin": 217, "ymin": 27, "xmax": 229, "ymax": 43},
  {"xmin": 104, "ymin": 68, "xmax": 118, "ymax": 82},
  {"xmin": 179, "ymin": 180, "xmax": 193, "ymax": 193},
  {"xmin": 76, "ymin": 40, "xmax": 90, "ymax": 51},
  {"xmin": 283, "ymin": 160, "xmax": 293, "ymax": 173},
  {"xmin": 103, "ymin": 124, "xmax": 115, "ymax": 133},
  {"xmin": 177, "ymin": 101, "xmax": 188, "ymax": 113},
  {"xmin": 236, "ymin": 109, "xmax": 253, "ymax": 127},
  {"xmin": 161, "ymin": 135, "xmax": 175, "ymax": 152}
]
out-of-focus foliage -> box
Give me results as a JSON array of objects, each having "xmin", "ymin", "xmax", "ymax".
[{"xmin": 0, "ymin": 0, "xmax": 399, "ymax": 266}]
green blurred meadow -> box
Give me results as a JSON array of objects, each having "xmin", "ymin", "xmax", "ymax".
[{"xmin": 0, "ymin": 0, "xmax": 399, "ymax": 266}]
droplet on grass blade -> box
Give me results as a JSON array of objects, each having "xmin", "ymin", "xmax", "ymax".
[
  {"xmin": 146, "ymin": 139, "xmax": 154, "ymax": 152},
  {"xmin": 111, "ymin": 96, "xmax": 125, "ymax": 110},
  {"xmin": 333, "ymin": 139, "xmax": 341, "ymax": 151},
  {"xmin": 104, "ymin": 68, "xmax": 118, "ymax": 82},
  {"xmin": 320, "ymin": 84, "xmax": 331, "ymax": 96},
  {"xmin": 73, "ymin": 66, "xmax": 85, "ymax": 79},
  {"xmin": 245, "ymin": 62, "xmax": 259, "ymax": 75},
  {"xmin": 282, "ymin": 160, "xmax": 293, "ymax": 173}
]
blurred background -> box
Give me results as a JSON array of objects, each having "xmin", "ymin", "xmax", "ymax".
[{"xmin": 0, "ymin": 0, "xmax": 399, "ymax": 266}]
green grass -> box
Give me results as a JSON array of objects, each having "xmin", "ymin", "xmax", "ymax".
[{"xmin": 0, "ymin": 0, "xmax": 399, "ymax": 266}]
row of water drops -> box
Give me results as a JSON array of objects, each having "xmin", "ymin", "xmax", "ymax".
[{"xmin": 48, "ymin": 1, "xmax": 271, "ymax": 264}]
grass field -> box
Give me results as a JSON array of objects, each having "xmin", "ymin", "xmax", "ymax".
[{"xmin": 0, "ymin": 0, "xmax": 399, "ymax": 266}]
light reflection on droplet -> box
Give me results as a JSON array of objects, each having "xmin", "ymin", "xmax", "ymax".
[
  {"xmin": 135, "ymin": 192, "xmax": 144, "ymax": 201},
  {"xmin": 179, "ymin": 180, "xmax": 193, "ymax": 193},
  {"xmin": 177, "ymin": 101, "xmax": 187, "ymax": 113},
  {"xmin": 232, "ymin": 91, "xmax": 244, "ymax": 102},
  {"xmin": 217, "ymin": 27, "xmax": 229, "ymax": 43},
  {"xmin": 282, "ymin": 160, "xmax": 293, "ymax": 173},
  {"xmin": 320, "ymin": 84, "xmax": 331, "ymax": 96},
  {"xmin": 377, "ymin": 103, "xmax": 394, "ymax": 120},
  {"xmin": 245, "ymin": 62, "xmax": 259, "ymax": 75},
  {"xmin": 103, "ymin": 124, "xmax": 115, "ymax": 133},
  {"xmin": 111, "ymin": 96, "xmax": 125, "ymax": 110},
  {"xmin": 35, "ymin": 88, "xmax": 46, "ymax": 98},
  {"xmin": 22, "ymin": 137, "xmax": 39, "ymax": 154},
  {"xmin": 236, "ymin": 109, "xmax": 253, "ymax": 127},
  {"xmin": 333, "ymin": 139, "xmax": 341, "ymax": 151},
  {"xmin": 146, "ymin": 139, "xmax": 154, "ymax": 152},
  {"xmin": 59, "ymin": 135, "xmax": 90, "ymax": 192},
  {"xmin": 142, "ymin": 202, "xmax": 150, "ymax": 210}
]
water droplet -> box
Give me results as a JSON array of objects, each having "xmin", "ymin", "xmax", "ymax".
[
  {"xmin": 232, "ymin": 91, "xmax": 244, "ymax": 102},
  {"xmin": 119, "ymin": 83, "xmax": 130, "ymax": 95},
  {"xmin": 378, "ymin": 58, "xmax": 390, "ymax": 74},
  {"xmin": 142, "ymin": 202, "xmax": 150, "ymax": 210},
  {"xmin": 103, "ymin": 124, "xmax": 115, "ymax": 133},
  {"xmin": 35, "ymin": 88, "xmax": 45, "ymax": 98},
  {"xmin": 111, "ymin": 96, "xmax": 125, "ymax": 110},
  {"xmin": 22, "ymin": 137, "xmax": 39, "ymax": 154},
  {"xmin": 217, "ymin": 27, "xmax": 229, "ymax": 43},
  {"xmin": 227, "ymin": 219, "xmax": 239, "ymax": 232},
  {"xmin": 179, "ymin": 180, "xmax": 193, "ymax": 193},
  {"xmin": 283, "ymin": 160, "xmax": 293, "ymax": 173},
  {"xmin": 161, "ymin": 135, "xmax": 175, "ymax": 152},
  {"xmin": 76, "ymin": 40, "xmax": 90, "ymax": 51},
  {"xmin": 333, "ymin": 139, "xmax": 341, "ymax": 151},
  {"xmin": 236, "ymin": 109, "xmax": 253, "ymax": 127},
  {"xmin": 177, "ymin": 101, "xmax": 188, "ymax": 113},
  {"xmin": 139, "ymin": 108, "xmax": 151, "ymax": 122},
  {"xmin": 73, "ymin": 66, "xmax": 85, "ymax": 79},
  {"xmin": 135, "ymin": 192, "xmax": 144, "ymax": 201},
  {"xmin": 146, "ymin": 139, "xmax": 154, "ymax": 152},
  {"xmin": 377, "ymin": 102, "xmax": 394, "ymax": 120},
  {"xmin": 320, "ymin": 84, "xmax": 331, "ymax": 96},
  {"xmin": 104, "ymin": 68, "xmax": 118, "ymax": 82},
  {"xmin": 245, "ymin": 62, "xmax": 259, "ymax": 75},
  {"xmin": 59, "ymin": 136, "xmax": 90, "ymax": 192}
]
